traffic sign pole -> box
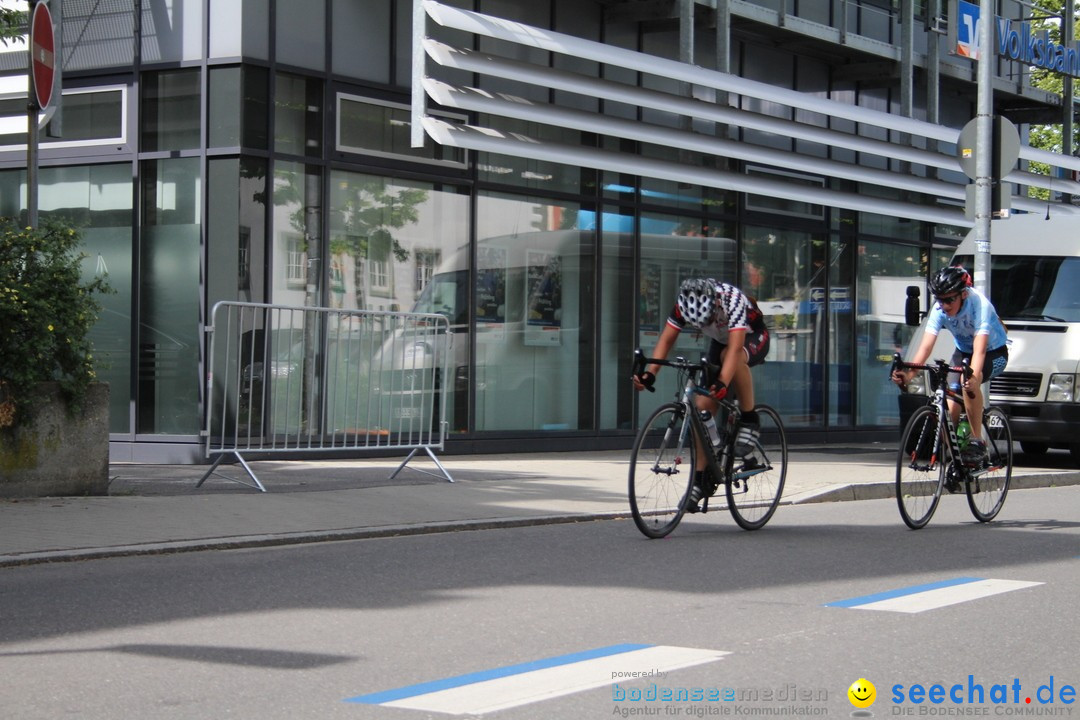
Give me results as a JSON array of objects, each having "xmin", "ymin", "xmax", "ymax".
[
  {"xmin": 973, "ymin": 0, "xmax": 994, "ymax": 297},
  {"xmin": 27, "ymin": 57, "xmax": 38, "ymax": 229},
  {"xmin": 26, "ymin": 0, "xmax": 54, "ymax": 229}
]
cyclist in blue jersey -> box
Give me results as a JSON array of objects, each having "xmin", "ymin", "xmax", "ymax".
[
  {"xmin": 892, "ymin": 266, "xmax": 1009, "ymax": 464},
  {"xmin": 632, "ymin": 278, "xmax": 770, "ymax": 511}
]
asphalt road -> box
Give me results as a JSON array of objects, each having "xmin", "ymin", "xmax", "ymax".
[{"xmin": 1, "ymin": 485, "xmax": 1077, "ymax": 719}]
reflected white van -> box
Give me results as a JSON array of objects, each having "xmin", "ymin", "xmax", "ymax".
[{"xmin": 899, "ymin": 214, "xmax": 1080, "ymax": 465}]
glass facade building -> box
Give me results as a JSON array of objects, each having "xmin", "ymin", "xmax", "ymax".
[{"xmin": 0, "ymin": 0, "xmax": 1071, "ymax": 462}]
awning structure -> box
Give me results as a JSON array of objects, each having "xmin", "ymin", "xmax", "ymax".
[{"xmin": 412, "ymin": 0, "xmax": 1080, "ymax": 226}]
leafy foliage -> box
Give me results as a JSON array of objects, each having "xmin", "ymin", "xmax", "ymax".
[
  {"xmin": 1026, "ymin": 0, "xmax": 1080, "ymax": 199},
  {"xmin": 0, "ymin": 221, "xmax": 111, "ymax": 427},
  {"xmin": 0, "ymin": 5, "xmax": 26, "ymax": 46}
]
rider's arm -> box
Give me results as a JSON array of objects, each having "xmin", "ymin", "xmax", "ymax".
[
  {"xmin": 893, "ymin": 328, "xmax": 938, "ymax": 386},
  {"xmin": 632, "ymin": 322, "xmax": 681, "ymax": 390},
  {"xmin": 967, "ymin": 332, "xmax": 989, "ymax": 385},
  {"xmin": 647, "ymin": 323, "xmax": 681, "ymax": 376},
  {"xmin": 718, "ymin": 327, "xmax": 747, "ymax": 387}
]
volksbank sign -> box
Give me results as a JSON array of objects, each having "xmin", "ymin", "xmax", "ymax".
[{"xmin": 954, "ymin": 0, "xmax": 1080, "ymax": 78}]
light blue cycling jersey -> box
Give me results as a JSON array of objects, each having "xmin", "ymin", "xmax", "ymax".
[{"xmin": 925, "ymin": 286, "xmax": 1008, "ymax": 353}]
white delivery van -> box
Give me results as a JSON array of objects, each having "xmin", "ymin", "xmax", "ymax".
[{"xmin": 898, "ymin": 214, "xmax": 1080, "ymax": 465}]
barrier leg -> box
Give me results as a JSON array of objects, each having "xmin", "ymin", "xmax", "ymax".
[
  {"xmin": 390, "ymin": 446, "xmax": 455, "ymax": 483},
  {"xmin": 196, "ymin": 452, "xmax": 268, "ymax": 492}
]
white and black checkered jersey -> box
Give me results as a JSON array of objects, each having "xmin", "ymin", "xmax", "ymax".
[{"xmin": 667, "ymin": 281, "xmax": 765, "ymax": 346}]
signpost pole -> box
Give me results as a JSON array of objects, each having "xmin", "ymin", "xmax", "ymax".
[
  {"xmin": 27, "ymin": 1, "xmax": 40, "ymax": 229},
  {"xmin": 973, "ymin": 0, "xmax": 994, "ymax": 296},
  {"xmin": 27, "ymin": 84, "xmax": 39, "ymax": 229},
  {"xmin": 26, "ymin": 0, "xmax": 55, "ymax": 230}
]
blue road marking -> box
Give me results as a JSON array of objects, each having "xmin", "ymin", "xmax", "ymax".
[
  {"xmin": 825, "ymin": 577, "xmax": 984, "ymax": 608},
  {"xmin": 346, "ymin": 643, "xmax": 651, "ymax": 704}
]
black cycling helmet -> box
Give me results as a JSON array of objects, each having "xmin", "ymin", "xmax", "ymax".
[
  {"xmin": 929, "ymin": 266, "xmax": 971, "ymax": 297},
  {"xmin": 677, "ymin": 278, "xmax": 718, "ymax": 328}
]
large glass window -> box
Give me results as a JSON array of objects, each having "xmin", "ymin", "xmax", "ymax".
[
  {"xmin": 271, "ymin": 161, "xmax": 322, "ymax": 306},
  {"xmin": 474, "ymin": 192, "xmax": 595, "ymax": 432},
  {"xmin": 209, "ymin": 0, "xmax": 269, "ymax": 60},
  {"xmin": 276, "ymin": 0, "xmax": 325, "ymax": 71},
  {"xmin": 854, "ymin": 239, "xmax": 928, "ymax": 427},
  {"xmin": 138, "ymin": 158, "xmax": 202, "ymax": 435},
  {"xmin": 635, "ymin": 213, "xmax": 735, "ymax": 421},
  {"xmin": 742, "ymin": 225, "xmax": 826, "ymax": 428},
  {"xmin": 334, "ymin": 0, "xmax": 390, "ymax": 82},
  {"xmin": 336, "ymin": 95, "xmax": 464, "ymax": 166},
  {"xmin": 208, "ymin": 157, "xmax": 266, "ymax": 306},
  {"xmin": 0, "ymin": 89, "xmax": 125, "ymax": 149},
  {"xmin": 274, "ymin": 73, "xmax": 322, "ymax": 157},
  {"xmin": 328, "ymin": 171, "xmax": 470, "ymax": 432},
  {"xmin": 209, "ymin": 66, "xmax": 269, "ymax": 150},
  {"xmin": 599, "ymin": 210, "xmax": 634, "ymax": 432},
  {"xmin": 475, "ymin": 122, "xmax": 591, "ymax": 194},
  {"xmin": 141, "ymin": 0, "xmax": 204, "ymax": 62},
  {"xmin": 0, "ymin": 164, "xmax": 134, "ymax": 435},
  {"xmin": 141, "ymin": 69, "xmax": 201, "ymax": 152}
]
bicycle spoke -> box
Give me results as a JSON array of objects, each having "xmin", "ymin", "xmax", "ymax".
[
  {"xmin": 726, "ymin": 404, "xmax": 785, "ymax": 530},
  {"xmin": 629, "ymin": 403, "xmax": 696, "ymax": 538},
  {"xmin": 967, "ymin": 407, "xmax": 1012, "ymax": 522},
  {"xmin": 895, "ymin": 406, "xmax": 945, "ymax": 529}
]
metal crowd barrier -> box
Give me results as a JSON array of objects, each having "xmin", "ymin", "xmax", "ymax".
[{"xmin": 198, "ymin": 301, "xmax": 453, "ymax": 491}]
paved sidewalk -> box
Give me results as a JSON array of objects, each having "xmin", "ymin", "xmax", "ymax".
[{"xmin": 2, "ymin": 444, "xmax": 1078, "ymax": 567}]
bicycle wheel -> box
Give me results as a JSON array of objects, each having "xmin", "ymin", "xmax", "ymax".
[
  {"xmin": 629, "ymin": 402, "xmax": 698, "ymax": 538},
  {"xmin": 895, "ymin": 405, "xmax": 946, "ymax": 529},
  {"xmin": 967, "ymin": 406, "xmax": 1012, "ymax": 522},
  {"xmin": 726, "ymin": 404, "xmax": 786, "ymax": 530}
]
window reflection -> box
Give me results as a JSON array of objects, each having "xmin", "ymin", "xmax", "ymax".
[
  {"xmin": 141, "ymin": 70, "xmax": 201, "ymax": 152},
  {"xmin": 38, "ymin": 165, "xmax": 134, "ymax": 435},
  {"xmin": 855, "ymin": 240, "xmax": 926, "ymax": 427},
  {"xmin": 274, "ymin": 73, "xmax": 322, "ymax": 157},
  {"xmin": 328, "ymin": 172, "xmax": 470, "ymax": 432},
  {"xmin": 138, "ymin": 157, "xmax": 201, "ymax": 435},
  {"xmin": 474, "ymin": 193, "xmax": 594, "ymax": 432},
  {"xmin": 742, "ymin": 226, "xmax": 825, "ymax": 428}
]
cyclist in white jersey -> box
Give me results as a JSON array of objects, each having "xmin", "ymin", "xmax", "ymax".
[
  {"xmin": 632, "ymin": 278, "xmax": 770, "ymax": 512},
  {"xmin": 892, "ymin": 266, "xmax": 1009, "ymax": 464}
]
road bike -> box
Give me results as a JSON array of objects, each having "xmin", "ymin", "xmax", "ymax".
[
  {"xmin": 628, "ymin": 349, "xmax": 787, "ymax": 537},
  {"xmin": 891, "ymin": 354, "xmax": 1013, "ymax": 529}
]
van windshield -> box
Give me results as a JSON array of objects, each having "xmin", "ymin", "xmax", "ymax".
[
  {"xmin": 954, "ymin": 254, "xmax": 1080, "ymax": 322},
  {"xmin": 413, "ymin": 271, "xmax": 467, "ymax": 326}
]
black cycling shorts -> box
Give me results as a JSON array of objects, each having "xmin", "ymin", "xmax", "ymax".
[
  {"xmin": 948, "ymin": 345, "xmax": 1008, "ymax": 389},
  {"xmin": 706, "ymin": 326, "xmax": 770, "ymax": 370}
]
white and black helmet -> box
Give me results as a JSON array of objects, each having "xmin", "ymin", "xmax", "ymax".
[{"xmin": 677, "ymin": 278, "xmax": 717, "ymax": 328}]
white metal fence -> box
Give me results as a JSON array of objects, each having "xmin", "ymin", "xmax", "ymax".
[{"xmin": 198, "ymin": 301, "xmax": 453, "ymax": 491}]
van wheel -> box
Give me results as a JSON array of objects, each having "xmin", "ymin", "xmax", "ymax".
[
  {"xmin": 1020, "ymin": 441, "xmax": 1049, "ymax": 455},
  {"xmin": 1070, "ymin": 443, "xmax": 1080, "ymax": 468}
]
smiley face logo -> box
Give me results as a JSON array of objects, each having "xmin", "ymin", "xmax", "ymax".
[{"xmin": 848, "ymin": 678, "xmax": 876, "ymax": 709}]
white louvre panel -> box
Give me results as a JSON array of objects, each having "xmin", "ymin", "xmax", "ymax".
[
  {"xmin": 422, "ymin": 0, "xmax": 957, "ymax": 143},
  {"xmin": 413, "ymin": 0, "xmax": 1080, "ymax": 223},
  {"xmin": 423, "ymin": 39, "xmax": 960, "ymax": 173},
  {"xmin": 424, "ymin": 78, "xmax": 965, "ymax": 201},
  {"xmin": 422, "ymin": 116, "xmax": 970, "ymax": 226}
]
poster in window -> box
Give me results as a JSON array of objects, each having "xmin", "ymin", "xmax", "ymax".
[
  {"xmin": 525, "ymin": 249, "xmax": 561, "ymax": 347},
  {"xmin": 639, "ymin": 261, "xmax": 662, "ymax": 348},
  {"xmin": 476, "ymin": 245, "xmax": 507, "ymax": 344}
]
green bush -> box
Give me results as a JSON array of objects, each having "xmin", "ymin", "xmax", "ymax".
[{"xmin": 0, "ymin": 220, "xmax": 111, "ymax": 427}]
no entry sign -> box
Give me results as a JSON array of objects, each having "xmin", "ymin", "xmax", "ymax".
[{"xmin": 31, "ymin": 2, "xmax": 55, "ymax": 111}]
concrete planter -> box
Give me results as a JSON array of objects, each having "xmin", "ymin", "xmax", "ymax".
[{"xmin": 0, "ymin": 383, "xmax": 110, "ymax": 497}]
